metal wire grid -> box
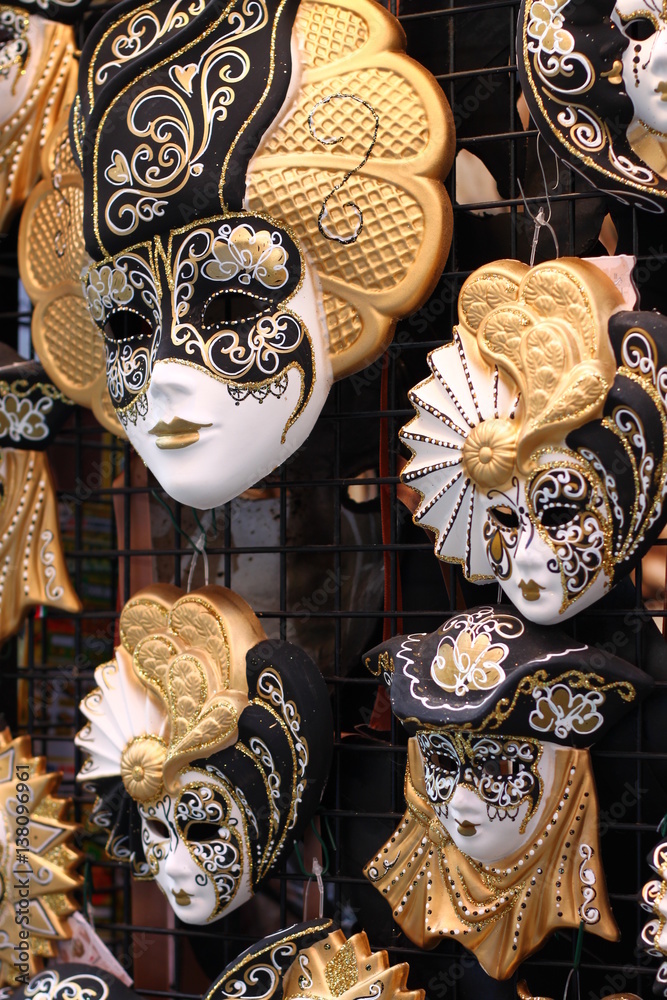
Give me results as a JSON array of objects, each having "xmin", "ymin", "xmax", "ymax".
[{"xmin": 0, "ymin": 0, "xmax": 665, "ymax": 996}]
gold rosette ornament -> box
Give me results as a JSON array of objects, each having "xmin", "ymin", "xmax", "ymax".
[{"xmin": 0, "ymin": 726, "xmax": 82, "ymax": 986}]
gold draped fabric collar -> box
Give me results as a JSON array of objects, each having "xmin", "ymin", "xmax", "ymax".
[{"xmin": 364, "ymin": 737, "xmax": 618, "ymax": 980}]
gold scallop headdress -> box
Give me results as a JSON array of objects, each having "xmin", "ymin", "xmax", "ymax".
[
  {"xmin": 0, "ymin": 726, "xmax": 82, "ymax": 986},
  {"xmin": 18, "ymin": 113, "xmax": 122, "ymax": 436},
  {"xmin": 399, "ymin": 258, "xmax": 625, "ymax": 580}
]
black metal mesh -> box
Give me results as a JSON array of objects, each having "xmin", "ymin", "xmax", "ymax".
[{"xmin": 1, "ymin": 0, "xmax": 667, "ymax": 997}]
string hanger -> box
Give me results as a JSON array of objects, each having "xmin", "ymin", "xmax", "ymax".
[
  {"xmin": 517, "ymin": 134, "xmax": 560, "ymax": 266},
  {"xmin": 150, "ymin": 490, "xmax": 210, "ymax": 590}
]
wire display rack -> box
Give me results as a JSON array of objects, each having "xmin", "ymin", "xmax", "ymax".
[{"xmin": 1, "ymin": 0, "xmax": 667, "ymax": 997}]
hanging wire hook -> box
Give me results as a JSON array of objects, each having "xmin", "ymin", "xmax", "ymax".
[
  {"xmin": 150, "ymin": 490, "xmax": 209, "ymax": 590},
  {"xmin": 562, "ymin": 921, "xmax": 585, "ymax": 1000},
  {"xmin": 517, "ymin": 133, "xmax": 560, "ymax": 265}
]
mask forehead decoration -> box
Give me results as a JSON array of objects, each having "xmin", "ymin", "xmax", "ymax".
[
  {"xmin": 76, "ymin": 584, "xmax": 333, "ymax": 924},
  {"xmin": 63, "ymin": 0, "xmax": 453, "ymax": 505},
  {"xmin": 0, "ymin": 726, "xmax": 82, "ymax": 986},
  {"xmin": 207, "ymin": 922, "xmax": 424, "ymax": 1000},
  {"xmin": 518, "ymin": 0, "xmax": 667, "ymax": 210},
  {"xmin": 362, "ymin": 606, "xmax": 651, "ymax": 981},
  {"xmin": 641, "ymin": 838, "xmax": 667, "ymax": 995},
  {"xmin": 0, "ymin": 354, "xmax": 81, "ymax": 643},
  {"xmin": 0, "ymin": 6, "xmax": 77, "ymax": 232},
  {"xmin": 400, "ymin": 258, "xmax": 667, "ymax": 624}
]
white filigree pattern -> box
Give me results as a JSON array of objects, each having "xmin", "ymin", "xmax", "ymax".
[
  {"xmin": 529, "ymin": 684, "xmax": 605, "ymax": 739},
  {"xmin": 578, "ymin": 843, "xmax": 600, "ymax": 923}
]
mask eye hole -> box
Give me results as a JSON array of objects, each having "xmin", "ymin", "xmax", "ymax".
[
  {"xmin": 488, "ymin": 505, "xmax": 519, "ymax": 530},
  {"xmin": 145, "ymin": 818, "xmax": 169, "ymax": 840},
  {"xmin": 539, "ymin": 504, "xmax": 580, "ymax": 529},
  {"xmin": 184, "ymin": 821, "xmax": 221, "ymax": 843},
  {"xmin": 202, "ymin": 292, "xmax": 267, "ymax": 329},
  {"xmin": 621, "ymin": 13, "xmax": 658, "ymax": 40},
  {"xmin": 104, "ymin": 310, "xmax": 152, "ymax": 341}
]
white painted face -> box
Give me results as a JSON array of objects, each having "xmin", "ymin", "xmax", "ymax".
[
  {"xmin": 418, "ymin": 731, "xmax": 557, "ymax": 865},
  {"xmin": 482, "ymin": 458, "xmax": 612, "ymax": 625},
  {"xmin": 613, "ymin": 0, "xmax": 667, "ymax": 134},
  {"xmin": 85, "ymin": 218, "xmax": 332, "ymax": 509},
  {"xmin": 138, "ymin": 768, "xmax": 252, "ymax": 924}
]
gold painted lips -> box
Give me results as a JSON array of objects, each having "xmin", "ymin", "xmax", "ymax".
[
  {"xmin": 456, "ymin": 820, "xmax": 477, "ymax": 837},
  {"xmin": 657, "ymin": 81, "xmax": 667, "ymax": 101},
  {"xmin": 149, "ymin": 417, "xmax": 212, "ymax": 450},
  {"xmin": 171, "ymin": 889, "xmax": 192, "ymax": 906},
  {"xmin": 518, "ymin": 579, "xmax": 544, "ymax": 602}
]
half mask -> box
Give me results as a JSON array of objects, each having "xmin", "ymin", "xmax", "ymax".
[
  {"xmin": 0, "ymin": 725, "xmax": 82, "ymax": 986},
  {"xmin": 518, "ymin": 0, "xmax": 667, "ymax": 211},
  {"xmin": 362, "ymin": 606, "xmax": 651, "ymax": 980},
  {"xmin": 68, "ymin": 0, "xmax": 453, "ymax": 506},
  {"xmin": 0, "ymin": 352, "xmax": 81, "ymax": 643},
  {"xmin": 400, "ymin": 258, "xmax": 667, "ymax": 624},
  {"xmin": 76, "ymin": 584, "xmax": 333, "ymax": 924}
]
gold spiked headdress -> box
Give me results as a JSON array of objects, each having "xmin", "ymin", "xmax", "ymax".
[{"xmin": 0, "ymin": 727, "xmax": 82, "ymax": 986}]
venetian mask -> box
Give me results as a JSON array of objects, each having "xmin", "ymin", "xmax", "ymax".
[
  {"xmin": 0, "ymin": 354, "xmax": 81, "ymax": 642},
  {"xmin": 401, "ymin": 258, "xmax": 667, "ymax": 625},
  {"xmin": 0, "ymin": 5, "xmax": 77, "ymax": 231},
  {"xmin": 0, "ymin": 726, "xmax": 82, "ymax": 986},
  {"xmin": 641, "ymin": 837, "xmax": 667, "ymax": 996},
  {"xmin": 66, "ymin": 0, "xmax": 453, "ymax": 506},
  {"xmin": 208, "ymin": 922, "xmax": 424, "ymax": 1000},
  {"xmin": 76, "ymin": 585, "xmax": 333, "ymax": 924},
  {"xmin": 362, "ymin": 606, "xmax": 651, "ymax": 980},
  {"xmin": 519, "ymin": 0, "xmax": 667, "ymax": 209}
]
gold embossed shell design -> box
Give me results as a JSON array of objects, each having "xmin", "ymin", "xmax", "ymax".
[
  {"xmin": 247, "ymin": 0, "xmax": 454, "ymax": 376},
  {"xmin": 76, "ymin": 585, "xmax": 265, "ymax": 812},
  {"xmin": 0, "ymin": 726, "xmax": 82, "ymax": 986},
  {"xmin": 282, "ymin": 928, "xmax": 425, "ymax": 1000},
  {"xmin": 18, "ymin": 112, "xmax": 123, "ymax": 437}
]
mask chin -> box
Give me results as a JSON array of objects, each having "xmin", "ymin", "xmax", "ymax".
[{"xmin": 123, "ymin": 355, "xmax": 329, "ymax": 508}]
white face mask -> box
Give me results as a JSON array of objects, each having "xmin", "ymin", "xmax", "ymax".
[
  {"xmin": 138, "ymin": 768, "xmax": 252, "ymax": 924},
  {"xmin": 613, "ymin": 0, "xmax": 667, "ymax": 134},
  {"xmin": 84, "ymin": 217, "xmax": 332, "ymax": 508},
  {"xmin": 482, "ymin": 457, "xmax": 612, "ymax": 623},
  {"xmin": 418, "ymin": 731, "xmax": 556, "ymax": 865}
]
